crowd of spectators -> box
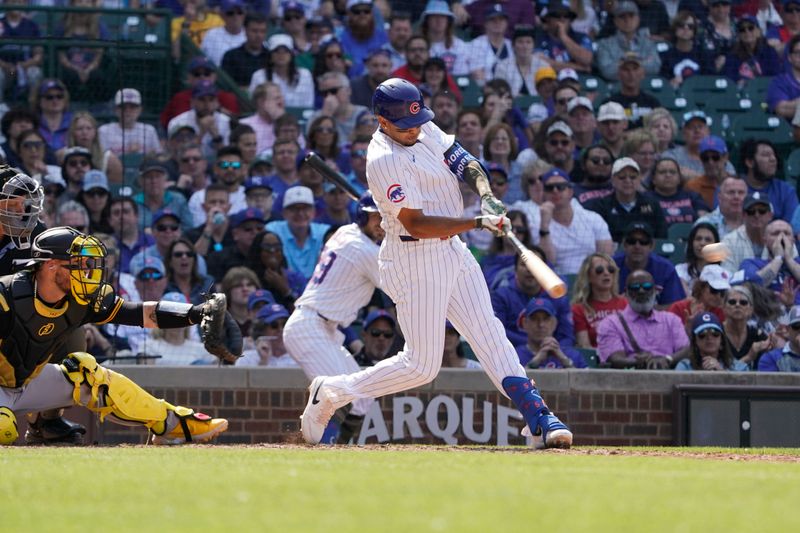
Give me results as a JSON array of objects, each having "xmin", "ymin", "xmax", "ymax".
[{"xmin": 2, "ymin": 0, "xmax": 800, "ymax": 373}]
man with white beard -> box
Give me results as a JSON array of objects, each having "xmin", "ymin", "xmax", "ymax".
[{"xmin": 596, "ymin": 269, "xmax": 689, "ymax": 369}]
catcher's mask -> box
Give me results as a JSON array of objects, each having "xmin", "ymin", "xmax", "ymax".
[
  {"xmin": 0, "ymin": 166, "xmax": 44, "ymax": 250},
  {"xmin": 29, "ymin": 227, "xmax": 107, "ymax": 305}
]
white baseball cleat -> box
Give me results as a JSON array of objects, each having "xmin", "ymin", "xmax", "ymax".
[{"xmin": 300, "ymin": 376, "xmax": 336, "ymax": 444}]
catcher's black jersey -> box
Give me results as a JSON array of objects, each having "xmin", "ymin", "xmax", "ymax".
[{"xmin": 0, "ymin": 271, "xmax": 123, "ymax": 388}]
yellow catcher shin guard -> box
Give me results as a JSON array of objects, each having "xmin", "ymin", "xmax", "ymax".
[
  {"xmin": 0, "ymin": 406, "xmax": 18, "ymax": 444},
  {"xmin": 60, "ymin": 352, "xmax": 169, "ymax": 431}
]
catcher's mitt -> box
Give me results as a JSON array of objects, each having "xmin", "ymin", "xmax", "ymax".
[{"xmin": 200, "ymin": 293, "xmax": 243, "ymax": 364}]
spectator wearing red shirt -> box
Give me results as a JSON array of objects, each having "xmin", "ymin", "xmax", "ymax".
[
  {"xmin": 160, "ymin": 56, "xmax": 239, "ymax": 129},
  {"xmin": 572, "ymin": 253, "xmax": 629, "ymax": 348},
  {"xmin": 667, "ymin": 264, "xmax": 730, "ymax": 331}
]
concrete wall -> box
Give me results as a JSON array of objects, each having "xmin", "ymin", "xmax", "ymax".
[{"xmin": 63, "ymin": 367, "xmax": 800, "ymax": 446}]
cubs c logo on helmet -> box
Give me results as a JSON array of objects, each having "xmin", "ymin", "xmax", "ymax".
[
  {"xmin": 387, "ymin": 184, "xmax": 405, "ymax": 203},
  {"xmin": 409, "ymin": 102, "xmax": 420, "ymax": 115}
]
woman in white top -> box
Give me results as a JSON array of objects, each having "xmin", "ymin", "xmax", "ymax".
[
  {"xmin": 420, "ymin": 0, "xmax": 477, "ymax": 77},
  {"xmin": 248, "ymin": 33, "xmax": 314, "ymax": 108},
  {"xmin": 57, "ymin": 111, "xmax": 123, "ymax": 183},
  {"xmin": 675, "ymin": 222, "xmax": 720, "ymax": 295},
  {"xmin": 146, "ymin": 292, "xmax": 217, "ymax": 366}
]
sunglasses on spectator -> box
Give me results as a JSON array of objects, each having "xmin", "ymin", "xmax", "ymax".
[
  {"xmin": 708, "ymin": 287, "xmax": 727, "ymax": 295},
  {"xmin": 594, "ymin": 265, "xmax": 617, "ymax": 275},
  {"xmin": 555, "ymin": 97, "xmax": 574, "ymax": 106},
  {"xmin": 790, "ymin": 323, "xmax": 800, "ymax": 331},
  {"xmin": 138, "ymin": 271, "xmax": 164, "ymax": 281},
  {"xmin": 218, "ymin": 161, "xmax": 242, "ymax": 169},
  {"xmin": 192, "ymin": 69, "xmax": 214, "ymax": 77},
  {"xmin": 544, "ymin": 183, "xmax": 571, "ymax": 192},
  {"xmin": 85, "ymin": 189, "xmax": 107, "ymax": 198},
  {"xmin": 511, "ymin": 225, "xmax": 527, "ymax": 234},
  {"xmin": 156, "ymin": 224, "xmax": 180, "ymax": 232},
  {"xmin": 283, "ymin": 13, "xmax": 303, "ymax": 21},
  {"xmin": 701, "ymin": 153, "xmax": 722, "ymax": 162},
  {"xmin": 172, "ymin": 250, "xmax": 195, "ymax": 258},
  {"xmin": 350, "ymin": 8, "xmax": 372, "ymax": 15},
  {"xmin": 326, "ymin": 52, "xmax": 343, "ymax": 59},
  {"xmin": 526, "ymin": 177, "xmax": 542, "ymax": 186},
  {"xmin": 745, "ymin": 206, "xmax": 770, "ymax": 216},
  {"xmin": 43, "ymin": 93, "xmax": 64, "ymax": 101},
  {"xmin": 226, "ymin": 9, "xmax": 244, "ymax": 16},
  {"xmin": 739, "ymin": 24, "xmax": 757, "ymax": 33},
  {"xmin": 321, "ymin": 87, "xmax": 341, "ymax": 96},
  {"xmin": 678, "ymin": 22, "xmax": 696, "ymax": 29},
  {"xmin": 697, "ymin": 330, "xmax": 722, "ymax": 339},
  {"xmin": 590, "ymin": 157, "xmax": 613, "ymax": 165},
  {"xmin": 548, "ymin": 139, "xmax": 571, "ymax": 147},
  {"xmin": 182, "ymin": 156, "xmax": 202, "ymax": 163},
  {"xmin": 625, "ymin": 237, "xmax": 652, "ymax": 246},
  {"xmin": 351, "ymin": 149, "xmax": 367, "ymax": 158},
  {"xmin": 316, "ymin": 126, "xmax": 335, "ymax": 134},
  {"xmin": 22, "ymin": 141, "xmax": 45, "ymax": 150},
  {"xmin": 369, "ymin": 329, "xmax": 394, "ymax": 339},
  {"xmin": 261, "ymin": 243, "xmax": 282, "ymax": 252},
  {"xmin": 68, "ymin": 158, "xmax": 91, "ymax": 167},
  {"xmin": 627, "ymin": 282, "xmax": 655, "ymax": 292},
  {"xmin": 726, "ymin": 298, "xmax": 749, "ymax": 306},
  {"xmin": 787, "ymin": 7, "xmax": 800, "ymax": 14}
]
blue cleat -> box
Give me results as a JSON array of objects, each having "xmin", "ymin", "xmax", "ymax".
[{"xmin": 502, "ymin": 376, "xmax": 573, "ymax": 449}]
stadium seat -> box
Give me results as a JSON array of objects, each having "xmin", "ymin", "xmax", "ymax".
[
  {"xmin": 678, "ymin": 75, "xmax": 739, "ymax": 108},
  {"xmin": 575, "ymin": 347, "xmax": 599, "ymax": 368},
  {"xmin": 784, "ymin": 148, "xmax": 800, "ymax": 181},
  {"xmin": 667, "ymin": 223, "xmax": 694, "ymax": 242},
  {"xmin": 727, "ymin": 112, "xmax": 794, "ymax": 156},
  {"xmin": 642, "ymin": 76, "xmax": 677, "ymax": 101},
  {"xmin": 514, "ymin": 94, "xmax": 542, "ymax": 110},
  {"xmin": 654, "ymin": 238, "xmax": 686, "ymax": 263},
  {"xmin": 578, "ymin": 75, "xmax": 608, "ymax": 99},
  {"xmin": 456, "ymin": 76, "xmax": 482, "ymax": 108},
  {"xmin": 741, "ymin": 76, "xmax": 774, "ymax": 102},
  {"xmin": 704, "ymin": 91, "xmax": 756, "ymax": 117},
  {"xmin": 663, "ymin": 94, "xmax": 695, "ymax": 114}
]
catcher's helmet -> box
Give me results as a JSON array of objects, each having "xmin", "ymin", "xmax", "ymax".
[
  {"xmin": 355, "ymin": 190, "xmax": 379, "ymax": 226},
  {"xmin": 30, "ymin": 226, "xmax": 107, "ymax": 305},
  {"xmin": 372, "ymin": 78, "xmax": 434, "ymax": 129},
  {"xmin": 0, "ymin": 165, "xmax": 43, "ymax": 250}
]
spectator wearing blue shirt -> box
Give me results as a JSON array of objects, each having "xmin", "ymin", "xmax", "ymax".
[
  {"xmin": 740, "ymin": 219, "xmax": 800, "ymax": 305},
  {"xmin": 533, "ymin": 0, "xmax": 593, "ymax": 73},
  {"xmin": 722, "ymin": 16, "xmax": 782, "ymax": 82},
  {"xmin": 614, "ymin": 221, "xmax": 687, "ymax": 306},
  {"xmin": 266, "ymin": 185, "xmax": 331, "ymax": 281},
  {"xmin": 0, "ymin": 4, "xmax": 43, "ymax": 103},
  {"xmin": 337, "ymin": 0, "xmax": 388, "ymax": 78},
  {"xmin": 758, "ymin": 305, "xmax": 800, "ymax": 371},
  {"xmin": 516, "ymin": 297, "xmax": 587, "ymax": 369},
  {"xmin": 207, "ymin": 207, "xmax": 268, "ymax": 280},
  {"xmin": 490, "ymin": 251, "xmax": 574, "ymax": 349},
  {"xmin": 740, "ymin": 138, "xmax": 798, "ymax": 222},
  {"xmin": 767, "ymin": 33, "xmax": 800, "ymax": 119}
]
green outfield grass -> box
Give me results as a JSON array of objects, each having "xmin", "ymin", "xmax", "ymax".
[{"xmin": 2, "ymin": 446, "xmax": 799, "ymax": 532}]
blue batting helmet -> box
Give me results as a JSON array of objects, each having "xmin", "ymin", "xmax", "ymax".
[
  {"xmin": 372, "ymin": 78, "xmax": 434, "ymax": 129},
  {"xmin": 355, "ymin": 190, "xmax": 379, "ymax": 226}
]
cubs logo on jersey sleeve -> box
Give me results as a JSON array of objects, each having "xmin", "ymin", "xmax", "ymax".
[{"xmin": 387, "ymin": 184, "xmax": 406, "ymax": 203}]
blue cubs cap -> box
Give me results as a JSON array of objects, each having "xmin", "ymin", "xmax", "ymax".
[
  {"xmin": 541, "ymin": 168, "xmax": 571, "ymax": 183},
  {"xmin": 230, "ymin": 207, "xmax": 266, "ymax": 228},
  {"xmin": 484, "ymin": 3, "xmax": 509, "ymax": 19},
  {"xmin": 152, "ymin": 208, "xmax": 180, "ymax": 226},
  {"xmin": 524, "ymin": 297, "xmax": 556, "ymax": 317},
  {"xmin": 485, "ymin": 162, "xmax": 508, "ymax": 180},
  {"xmin": 738, "ymin": 15, "xmax": 759, "ymax": 27},
  {"xmin": 244, "ymin": 176, "xmax": 273, "ymax": 193},
  {"xmin": 188, "ymin": 56, "xmax": 213, "ymax": 73},
  {"xmin": 256, "ymin": 303, "xmax": 290, "ymax": 324},
  {"xmin": 691, "ymin": 312, "xmax": 723, "ymax": 335},
  {"xmin": 363, "ymin": 309, "xmax": 396, "ymax": 330},
  {"xmin": 373, "ymin": 77, "xmax": 434, "ymax": 129},
  {"xmin": 248, "ymin": 289, "xmax": 276, "ymax": 310},
  {"xmin": 130, "ymin": 252, "xmax": 165, "ymax": 278},
  {"xmin": 699, "ymin": 135, "xmax": 728, "ymax": 155}
]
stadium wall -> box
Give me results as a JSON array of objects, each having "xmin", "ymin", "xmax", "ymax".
[{"xmin": 21, "ymin": 368, "xmax": 800, "ymax": 446}]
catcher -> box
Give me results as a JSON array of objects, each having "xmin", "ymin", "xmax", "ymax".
[{"xmin": 0, "ymin": 225, "xmax": 242, "ymax": 446}]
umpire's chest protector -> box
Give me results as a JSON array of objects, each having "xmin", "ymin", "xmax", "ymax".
[{"xmin": 0, "ymin": 272, "xmax": 87, "ymax": 388}]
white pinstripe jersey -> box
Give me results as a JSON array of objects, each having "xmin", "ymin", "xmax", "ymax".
[
  {"xmin": 294, "ymin": 223, "xmax": 381, "ymax": 325},
  {"xmin": 366, "ymin": 121, "xmax": 464, "ymax": 244}
]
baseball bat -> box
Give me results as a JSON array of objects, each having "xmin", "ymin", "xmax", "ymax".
[
  {"xmin": 304, "ymin": 151, "xmax": 361, "ymax": 201},
  {"xmin": 504, "ymin": 229, "xmax": 567, "ymax": 299}
]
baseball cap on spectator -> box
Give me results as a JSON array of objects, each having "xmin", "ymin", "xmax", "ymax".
[
  {"xmin": 256, "ymin": 303, "xmax": 290, "ymax": 324},
  {"xmin": 266, "ymin": 33, "xmax": 294, "ymax": 52},
  {"xmin": 557, "ymin": 68, "xmax": 580, "ymax": 83},
  {"xmin": 306, "ymin": 16, "xmax": 334, "ymax": 31},
  {"xmin": 115, "ymin": 88, "xmax": 141, "ymax": 106},
  {"xmin": 612, "ymin": 157, "xmax": 640, "ymax": 175},
  {"xmin": 253, "ymin": 149, "xmax": 273, "ymax": 166},
  {"xmin": 139, "ymin": 157, "xmax": 169, "ymax": 175},
  {"xmin": 567, "ymin": 96, "xmax": 593, "ymax": 114},
  {"xmin": 130, "ymin": 253, "xmax": 165, "ymax": 279},
  {"xmin": 699, "ymin": 264, "xmax": 731, "ymax": 291},
  {"xmin": 788, "ymin": 305, "xmax": 800, "ymax": 327},
  {"xmin": 691, "ymin": 312, "xmax": 723, "ymax": 335},
  {"xmin": 541, "ymin": 168, "xmax": 571, "ymax": 183},
  {"xmin": 484, "ymin": 3, "xmax": 509, "ymax": 19},
  {"xmin": 546, "ymin": 120, "xmax": 573, "ymax": 137},
  {"xmin": 280, "ymin": 1, "xmax": 306, "ymax": 16},
  {"xmin": 248, "ymin": 289, "xmax": 276, "ymax": 310},
  {"xmin": 513, "ymin": 25, "xmax": 536, "ymax": 41},
  {"xmin": 699, "ymin": 135, "xmax": 728, "ymax": 155},
  {"xmin": 244, "ymin": 176, "xmax": 273, "ymax": 193},
  {"xmin": 363, "ymin": 309, "xmax": 396, "ymax": 330},
  {"xmin": 82, "ymin": 169, "xmax": 109, "ymax": 192},
  {"xmin": 231, "ymin": 207, "xmax": 267, "ymax": 228},
  {"xmin": 534, "ymin": 65, "xmax": 557, "ymax": 85},
  {"xmin": 784, "ymin": 0, "xmax": 800, "ymax": 6},
  {"xmin": 421, "ymin": 0, "xmax": 454, "ymax": 20},
  {"xmin": 623, "ymin": 221, "xmax": 654, "ymax": 239},
  {"xmin": 743, "ymin": 191, "xmax": 772, "ymax": 211},
  {"xmin": 43, "ymin": 173, "xmax": 67, "ymax": 191},
  {"xmin": 282, "ymin": 186, "xmax": 314, "ymax": 208},
  {"xmin": 364, "ymin": 48, "xmax": 392, "ymax": 62},
  {"xmin": 62, "ymin": 146, "xmax": 92, "ymax": 165},
  {"xmin": 222, "ymin": 0, "xmax": 245, "ymax": 10},
  {"xmin": 614, "ymin": 0, "xmax": 639, "ymax": 16},
  {"xmin": 682, "ymin": 110, "xmax": 711, "ymax": 127},
  {"xmin": 168, "ymin": 123, "xmax": 197, "ymax": 139},
  {"xmin": 39, "ymin": 79, "xmax": 65, "ymax": 95},
  {"xmin": 346, "ymin": 0, "xmax": 372, "ymax": 10},
  {"xmin": 618, "ymin": 51, "xmax": 643, "ymax": 67},
  {"xmin": 597, "ymin": 101, "xmax": 627, "ymax": 122},
  {"xmin": 192, "ymin": 79, "xmax": 218, "ymax": 98},
  {"xmin": 485, "ymin": 162, "xmax": 508, "ymax": 180},
  {"xmin": 188, "ymin": 56, "xmax": 213, "ymax": 74},
  {"xmin": 152, "ymin": 208, "xmax": 180, "ymax": 226},
  {"xmin": 541, "ymin": 0, "xmax": 576, "ymax": 19},
  {"xmin": 737, "ymin": 15, "xmax": 759, "ymax": 28},
  {"xmin": 517, "ymin": 297, "xmax": 556, "ymax": 327}
]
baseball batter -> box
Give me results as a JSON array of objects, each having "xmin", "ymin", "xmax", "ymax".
[
  {"xmin": 301, "ymin": 79, "xmax": 572, "ymax": 448},
  {"xmin": 283, "ymin": 192, "xmax": 383, "ymax": 441}
]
